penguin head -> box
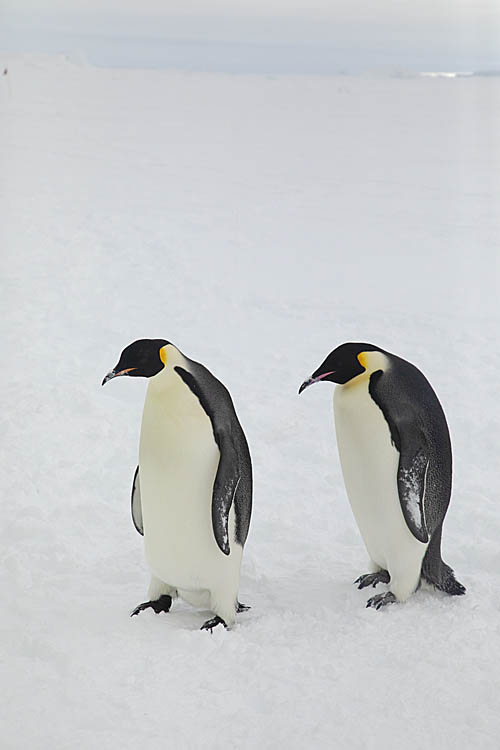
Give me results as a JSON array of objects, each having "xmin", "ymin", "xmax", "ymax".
[
  {"xmin": 299, "ymin": 342, "xmax": 381, "ymax": 393},
  {"xmin": 102, "ymin": 339, "xmax": 169, "ymax": 385}
]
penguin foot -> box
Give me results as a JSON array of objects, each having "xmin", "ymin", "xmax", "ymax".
[
  {"xmin": 130, "ymin": 594, "xmax": 172, "ymax": 617},
  {"xmin": 354, "ymin": 570, "xmax": 391, "ymax": 590},
  {"xmin": 236, "ymin": 602, "xmax": 251, "ymax": 613},
  {"xmin": 366, "ymin": 592, "xmax": 397, "ymax": 610},
  {"xmin": 200, "ymin": 616, "xmax": 227, "ymax": 632}
]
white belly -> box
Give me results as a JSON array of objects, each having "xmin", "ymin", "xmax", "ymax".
[
  {"xmin": 138, "ymin": 373, "xmax": 241, "ymax": 598},
  {"xmin": 333, "ymin": 377, "xmax": 427, "ymax": 592}
]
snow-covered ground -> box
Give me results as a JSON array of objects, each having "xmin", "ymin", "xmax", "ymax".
[{"xmin": 2, "ymin": 55, "xmax": 499, "ymax": 749}]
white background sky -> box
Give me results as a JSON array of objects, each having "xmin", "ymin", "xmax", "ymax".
[{"xmin": 1, "ymin": 0, "xmax": 499, "ymax": 72}]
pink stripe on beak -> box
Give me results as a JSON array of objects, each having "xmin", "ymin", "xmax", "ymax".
[
  {"xmin": 299, "ymin": 371, "xmax": 336, "ymax": 394},
  {"xmin": 312, "ymin": 370, "xmax": 336, "ymax": 383}
]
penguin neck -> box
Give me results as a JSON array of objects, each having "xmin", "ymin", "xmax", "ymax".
[
  {"xmin": 341, "ymin": 351, "xmax": 390, "ymax": 391},
  {"xmin": 146, "ymin": 347, "xmax": 191, "ymax": 398}
]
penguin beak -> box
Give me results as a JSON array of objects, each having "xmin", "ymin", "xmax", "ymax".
[
  {"xmin": 102, "ymin": 367, "xmax": 136, "ymax": 386},
  {"xmin": 298, "ymin": 371, "xmax": 335, "ymax": 394},
  {"xmin": 298, "ymin": 376, "xmax": 315, "ymax": 394}
]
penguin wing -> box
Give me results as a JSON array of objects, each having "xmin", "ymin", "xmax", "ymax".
[
  {"xmin": 396, "ymin": 435, "xmax": 430, "ymax": 543},
  {"xmin": 211, "ymin": 431, "xmax": 241, "ymax": 556},
  {"xmin": 131, "ymin": 466, "xmax": 144, "ymax": 535}
]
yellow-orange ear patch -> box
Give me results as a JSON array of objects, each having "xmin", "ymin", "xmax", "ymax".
[
  {"xmin": 357, "ymin": 352, "xmax": 367, "ymax": 369},
  {"xmin": 159, "ymin": 347, "xmax": 167, "ymax": 365}
]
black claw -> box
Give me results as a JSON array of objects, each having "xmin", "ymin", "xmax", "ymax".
[
  {"xmin": 366, "ymin": 592, "xmax": 397, "ymax": 610},
  {"xmin": 130, "ymin": 594, "xmax": 172, "ymax": 617},
  {"xmin": 236, "ymin": 602, "xmax": 251, "ymax": 613},
  {"xmin": 355, "ymin": 570, "xmax": 391, "ymax": 590},
  {"xmin": 200, "ymin": 616, "xmax": 227, "ymax": 632}
]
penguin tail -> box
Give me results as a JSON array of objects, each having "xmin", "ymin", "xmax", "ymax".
[
  {"xmin": 423, "ymin": 561, "xmax": 466, "ymax": 596},
  {"xmin": 421, "ymin": 526, "xmax": 466, "ymax": 596}
]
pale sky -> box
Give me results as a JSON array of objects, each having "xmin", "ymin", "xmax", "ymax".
[{"xmin": 1, "ymin": 0, "xmax": 499, "ymax": 72}]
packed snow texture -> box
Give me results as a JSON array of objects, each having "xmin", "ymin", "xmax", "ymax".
[{"xmin": 1, "ymin": 56, "xmax": 499, "ymax": 749}]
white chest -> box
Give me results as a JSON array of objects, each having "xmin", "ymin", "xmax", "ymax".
[
  {"xmin": 333, "ymin": 377, "xmax": 408, "ymax": 569},
  {"xmin": 138, "ymin": 373, "xmax": 222, "ymax": 587}
]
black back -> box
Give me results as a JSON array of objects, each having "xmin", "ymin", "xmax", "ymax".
[{"xmin": 368, "ymin": 352, "xmax": 452, "ymax": 542}]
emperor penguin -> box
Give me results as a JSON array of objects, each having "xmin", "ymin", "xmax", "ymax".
[
  {"xmin": 299, "ymin": 343, "xmax": 465, "ymax": 610},
  {"xmin": 102, "ymin": 339, "xmax": 252, "ymax": 630}
]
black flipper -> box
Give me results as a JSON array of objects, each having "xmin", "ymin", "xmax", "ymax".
[
  {"xmin": 131, "ymin": 465, "xmax": 144, "ymax": 536},
  {"xmin": 211, "ymin": 432, "xmax": 240, "ymax": 555},
  {"xmin": 397, "ymin": 443, "xmax": 430, "ymax": 544}
]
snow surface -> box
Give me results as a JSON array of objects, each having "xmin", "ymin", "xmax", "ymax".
[{"xmin": 2, "ymin": 55, "xmax": 500, "ymax": 749}]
